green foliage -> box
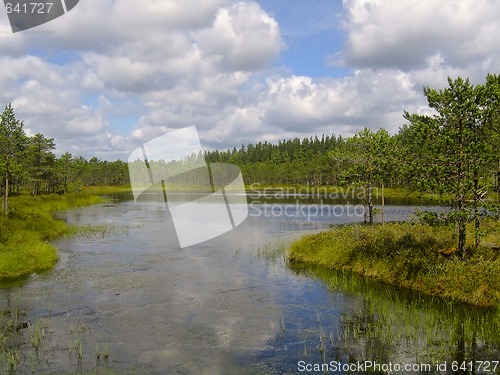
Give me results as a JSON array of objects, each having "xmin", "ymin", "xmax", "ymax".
[
  {"xmin": 0, "ymin": 193, "xmax": 102, "ymax": 280},
  {"xmin": 0, "ymin": 103, "xmax": 28, "ymax": 215},
  {"xmin": 402, "ymin": 75, "xmax": 500, "ymax": 258},
  {"xmin": 25, "ymin": 133, "xmax": 56, "ymax": 195},
  {"xmin": 205, "ymin": 135, "xmax": 344, "ymax": 186},
  {"xmin": 412, "ymin": 208, "xmax": 451, "ymax": 227},
  {"xmin": 0, "ymin": 104, "xmax": 129, "ymax": 213},
  {"xmin": 289, "ymin": 222, "xmax": 500, "ymax": 307}
]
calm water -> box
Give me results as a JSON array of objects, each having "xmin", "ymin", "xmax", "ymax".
[{"xmin": 0, "ymin": 192, "xmax": 498, "ymax": 374}]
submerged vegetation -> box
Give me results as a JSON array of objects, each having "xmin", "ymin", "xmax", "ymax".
[
  {"xmin": 289, "ymin": 221, "xmax": 500, "ymax": 307},
  {"xmin": 0, "ymin": 294, "xmax": 111, "ymax": 374},
  {"xmin": 290, "ymin": 266, "xmax": 500, "ymax": 367},
  {"xmin": 0, "ymin": 193, "xmax": 102, "ymax": 280}
]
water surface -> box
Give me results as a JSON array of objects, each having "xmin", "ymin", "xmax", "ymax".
[{"xmin": 0, "ymin": 193, "xmax": 498, "ymax": 374}]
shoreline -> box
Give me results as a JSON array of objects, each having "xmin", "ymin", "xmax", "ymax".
[
  {"xmin": 0, "ymin": 193, "xmax": 103, "ymax": 281},
  {"xmin": 288, "ymin": 221, "xmax": 500, "ymax": 308}
]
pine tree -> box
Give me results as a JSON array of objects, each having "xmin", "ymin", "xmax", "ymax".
[{"xmin": 0, "ymin": 104, "xmax": 27, "ymax": 215}]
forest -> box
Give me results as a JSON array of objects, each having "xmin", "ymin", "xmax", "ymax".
[
  {"xmin": 0, "ymin": 102, "xmax": 129, "ymax": 215},
  {"xmin": 1, "ymin": 75, "xmax": 499, "ymax": 257}
]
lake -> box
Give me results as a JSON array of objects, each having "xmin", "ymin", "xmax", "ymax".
[{"xmin": 0, "ymin": 192, "xmax": 499, "ymax": 374}]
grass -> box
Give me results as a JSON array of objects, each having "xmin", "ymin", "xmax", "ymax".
[
  {"xmin": 0, "ymin": 193, "xmax": 102, "ymax": 280},
  {"xmin": 83, "ymin": 184, "xmax": 132, "ymax": 195},
  {"xmin": 289, "ymin": 220, "xmax": 500, "ymax": 307},
  {"xmin": 292, "ymin": 266, "xmax": 500, "ymax": 364},
  {"xmin": 65, "ymin": 224, "xmax": 129, "ymax": 238}
]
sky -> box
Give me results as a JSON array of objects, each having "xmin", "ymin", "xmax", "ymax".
[{"xmin": 0, "ymin": 0, "xmax": 499, "ymax": 160}]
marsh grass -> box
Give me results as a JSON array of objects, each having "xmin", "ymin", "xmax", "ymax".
[
  {"xmin": 289, "ymin": 221, "xmax": 500, "ymax": 307},
  {"xmin": 258, "ymin": 239, "xmax": 289, "ymax": 264},
  {"xmin": 292, "ymin": 267, "xmax": 500, "ymax": 366},
  {"xmin": 65, "ymin": 224, "xmax": 129, "ymax": 238},
  {"xmin": 0, "ymin": 193, "xmax": 102, "ymax": 280},
  {"xmin": 246, "ymin": 184, "xmax": 454, "ymax": 203},
  {"xmin": 82, "ymin": 184, "xmax": 132, "ymax": 195},
  {"xmin": 69, "ymin": 322, "xmax": 87, "ymax": 363},
  {"xmin": 30, "ymin": 319, "xmax": 46, "ymax": 353}
]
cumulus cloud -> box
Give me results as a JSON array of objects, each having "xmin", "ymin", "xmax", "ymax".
[
  {"xmin": 0, "ymin": 0, "xmax": 498, "ymax": 159},
  {"xmin": 341, "ymin": 0, "xmax": 500, "ymax": 71},
  {"xmin": 194, "ymin": 2, "xmax": 281, "ymax": 71},
  {"xmin": 0, "ymin": 0, "xmax": 285, "ymax": 158}
]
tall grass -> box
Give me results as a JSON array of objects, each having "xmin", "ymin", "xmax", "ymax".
[
  {"xmin": 289, "ymin": 221, "xmax": 500, "ymax": 307},
  {"xmin": 292, "ymin": 265, "xmax": 500, "ymax": 364},
  {"xmin": 0, "ymin": 193, "xmax": 102, "ymax": 280}
]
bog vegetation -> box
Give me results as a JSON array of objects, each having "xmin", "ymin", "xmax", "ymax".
[
  {"xmin": 0, "ymin": 194, "xmax": 101, "ymax": 279},
  {"xmin": 209, "ymin": 75, "xmax": 500, "ymax": 260},
  {"xmin": 289, "ymin": 221, "xmax": 500, "ymax": 307},
  {"xmin": 1, "ymin": 74, "xmax": 499, "ymax": 284},
  {"xmin": 0, "ymin": 102, "xmax": 128, "ymax": 218},
  {"xmin": 286, "ymin": 75, "xmax": 500, "ymax": 306}
]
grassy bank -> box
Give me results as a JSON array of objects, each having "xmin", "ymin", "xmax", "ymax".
[
  {"xmin": 0, "ymin": 193, "xmax": 102, "ymax": 280},
  {"xmin": 289, "ymin": 222, "xmax": 500, "ymax": 307},
  {"xmin": 83, "ymin": 184, "xmax": 132, "ymax": 195}
]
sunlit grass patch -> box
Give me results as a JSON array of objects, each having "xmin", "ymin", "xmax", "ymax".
[
  {"xmin": 289, "ymin": 221, "xmax": 500, "ymax": 307},
  {"xmin": 0, "ymin": 193, "xmax": 103, "ymax": 280},
  {"xmin": 0, "ymin": 231, "xmax": 57, "ymax": 279}
]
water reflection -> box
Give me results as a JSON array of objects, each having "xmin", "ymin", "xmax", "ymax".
[
  {"xmin": 285, "ymin": 266, "xmax": 500, "ymax": 374},
  {"xmin": 0, "ymin": 194, "xmax": 497, "ymax": 374}
]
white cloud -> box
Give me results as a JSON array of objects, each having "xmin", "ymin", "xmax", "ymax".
[
  {"xmin": 341, "ymin": 0, "xmax": 500, "ymax": 71},
  {"xmin": 0, "ymin": 0, "xmax": 499, "ymax": 160},
  {"xmin": 194, "ymin": 2, "xmax": 282, "ymax": 71}
]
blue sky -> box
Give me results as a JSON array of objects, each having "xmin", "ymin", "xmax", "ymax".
[
  {"xmin": 1, "ymin": 0, "xmax": 499, "ymax": 160},
  {"xmin": 258, "ymin": 0, "xmax": 347, "ymax": 77}
]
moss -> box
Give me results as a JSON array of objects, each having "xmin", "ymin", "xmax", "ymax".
[
  {"xmin": 289, "ymin": 221, "xmax": 500, "ymax": 307},
  {"xmin": 0, "ymin": 193, "xmax": 102, "ymax": 280}
]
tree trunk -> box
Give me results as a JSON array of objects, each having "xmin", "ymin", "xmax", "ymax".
[
  {"xmin": 458, "ymin": 210, "xmax": 467, "ymax": 260},
  {"xmin": 473, "ymin": 173, "xmax": 480, "ymax": 248},
  {"xmin": 381, "ymin": 181, "xmax": 385, "ymax": 225},
  {"xmin": 368, "ymin": 182, "xmax": 373, "ymax": 225},
  {"xmin": 363, "ymin": 186, "xmax": 368, "ymax": 224},
  {"xmin": 457, "ymin": 118, "xmax": 467, "ymax": 260},
  {"xmin": 497, "ymin": 171, "xmax": 500, "ymax": 220},
  {"xmin": 3, "ymin": 168, "xmax": 8, "ymax": 216},
  {"xmin": 497, "ymin": 170, "xmax": 500, "ymax": 200}
]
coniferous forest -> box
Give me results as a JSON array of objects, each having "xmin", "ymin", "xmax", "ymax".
[
  {"xmin": 1, "ymin": 76, "xmax": 498, "ymax": 195},
  {"xmin": 2, "ymin": 75, "xmax": 500, "ymax": 257}
]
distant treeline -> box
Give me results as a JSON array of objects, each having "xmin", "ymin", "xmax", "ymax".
[
  {"xmin": 208, "ymin": 75, "xmax": 500, "ymax": 259},
  {"xmin": 0, "ymin": 102, "xmax": 129, "ymax": 206},
  {"xmin": 2, "ymin": 75, "xmax": 499, "ymax": 258},
  {"xmin": 205, "ymin": 126, "xmax": 499, "ymax": 194},
  {"xmin": 205, "ymin": 135, "xmax": 342, "ymax": 186}
]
